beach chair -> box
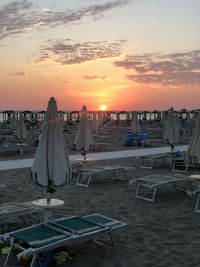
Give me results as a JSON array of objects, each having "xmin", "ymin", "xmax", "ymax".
[
  {"xmin": 134, "ymin": 174, "xmax": 192, "ymax": 202},
  {"xmin": 171, "ymin": 155, "xmax": 189, "ymax": 172},
  {"xmin": 3, "ymin": 213, "xmax": 126, "ymax": 267},
  {"xmin": 139, "ymin": 153, "xmax": 169, "ymax": 169},
  {"xmin": 0, "ymin": 202, "xmax": 43, "ymax": 235},
  {"xmin": 0, "ymin": 136, "xmax": 8, "ymax": 151},
  {"xmin": 76, "ymin": 165, "xmax": 135, "ymax": 187}
]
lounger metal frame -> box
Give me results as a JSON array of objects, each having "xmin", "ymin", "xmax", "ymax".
[
  {"xmin": 172, "ymin": 157, "xmax": 189, "ymax": 172},
  {"xmin": 135, "ymin": 175, "xmax": 192, "ymax": 202},
  {"xmin": 195, "ymin": 193, "xmax": 200, "ymax": 213},
  {"xmin": 3, "ymin": 214, "xmax": 126, "ymax": 267},
  {"xmin": 76, "ymin": 166, "xmax": 134, "ymax": 187},
  {"xmin": 0, "ymin": 202, "xmax": 43, "ymax": 235},
  {"xmin": 139, "ymin": 153, "xmax": 168, "ymax": 169}
]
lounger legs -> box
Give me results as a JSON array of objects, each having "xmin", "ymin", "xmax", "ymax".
[
  {"xmin": 91, "ymin": 233, "xmax": 117, "ymax": 250},
  {"xmin": 30, "ymin": 253, "xmax": 38, "ymax": 267},
  {"xmin": 109, "ymin": 233, "xmax": 117, "ymax": 250},
  {"xmin": 4, "ymin": 241, "xmax": 15, "ymax": 266},
  {"xmin": 76, "ymin": 172, "xmax": 92, "ymax": 187},
  {"xmin": 136, "ymin": 184, "xmax": 157, "ymax": 202},
  {"xmin": 195, "ymin": 193, "xmax": 200, "ymax": 213}
]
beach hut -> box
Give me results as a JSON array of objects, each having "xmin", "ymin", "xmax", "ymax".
[
  {"xmin": 74, "ymin": 105, "xmax": 94, "ymax": 160},
  {"xmin": 31, "ymin": 97, "xmax": 72, "ymax": 221}
]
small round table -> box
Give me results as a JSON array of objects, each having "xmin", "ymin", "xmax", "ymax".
[{"xmin": 32, "ymin": 198, "xmax": 64, "ymax": 223}]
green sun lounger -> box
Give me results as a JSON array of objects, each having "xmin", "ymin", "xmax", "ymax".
[{"xmin": 3, "ymin": 214, "xmax": 126, "ymax": 267}]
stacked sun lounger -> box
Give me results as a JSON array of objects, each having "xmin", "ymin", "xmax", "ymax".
[{"xmin": 3, "ymin": 213, "xmax": 126, "ymax": 267}]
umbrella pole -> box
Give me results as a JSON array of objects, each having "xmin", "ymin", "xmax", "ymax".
[{"xmin": 47, "ymin": 191, "xmax": 51, "ymax": 203}]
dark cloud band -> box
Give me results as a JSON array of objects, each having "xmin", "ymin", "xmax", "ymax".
[
  {"xmin": 36, "ymin": 39, "xmax": 123, "ymax": 65},
  {"xmin": 114, "ymin": 50, "xmax": 200, "ymax": 86},
  {"xmin": 0, "ymin": 0, "xmax": 130, "ymax": 40}
]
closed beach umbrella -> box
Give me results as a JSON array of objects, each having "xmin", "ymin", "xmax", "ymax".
[
  {"xmin": 16, "ymin": 113, "xmax": 27, "ymax": 142},
  {"xmin": 161, "ymin": 111, "xmax": 168, "ymax": 126},
  {"xmin": 30, "ymin": 113, "xmax": 36, "ymax": 128},
  {"xmin": 186, "ymin": 112, "xmax": 191, "ymax": 124},
  {"xmin": 192, "ymin": 111, "xmax": 198, "ymax": 123},
  {"xmin": 31, "ymin": 97, "xmax": 72, "ymax": 199},
  {"xmin": 98, "ymin": 112, "xmax": 103, "ymax": 128},
  {"xmin": 163, "ymin": 107, "xmax": 180, "ymax": 148},
  {"xmin": 185, "ymin": 111, "xmax": 200, "ymax": 165},
  {"xmin": 131, "ymin": 112, "xmax": 141, "ymax": 134},
  {"xmin": 59, "ymin": 113, "xmax": 65, "ymax": 129},
  {"xmin": 74, "ymin": 105, "xmax": 94, "ymax": 160},
  {"xmin": 10, "ymin": 112, "xmax": 17, "ymax": 132},
  {"xmin": 91, "ymin": 112, "xmax": 99, "ymax": 134}
]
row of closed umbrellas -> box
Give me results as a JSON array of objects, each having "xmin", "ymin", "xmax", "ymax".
[
  {"xmin": 31, "ymin": 98, "xmax": 95, "ymax": 202},
  {"xmin": 30, "ymin": 97, "xmax": 199, "ymax": 204}
]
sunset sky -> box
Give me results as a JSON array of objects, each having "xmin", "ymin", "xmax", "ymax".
[{"xmin": 0, "ymin": 0, "xmax": 200, "ymax": 111}]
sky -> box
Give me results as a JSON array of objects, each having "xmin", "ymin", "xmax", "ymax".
[{"xmin": 0, "ymin": 0, "xmax": 200, "ymax": 111}]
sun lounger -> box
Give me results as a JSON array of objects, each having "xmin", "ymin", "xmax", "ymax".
[
  {"xmin": 139, "ymin": 153, "xmax": 169, "ymax": 169},
  {"xmin": 195, "ymin": 193, "xmax": 200, "ymax": 213},
  {"xmin": 0, "ymin": 136, "xmax": 8, "ymax": 152},
  {"xmin": 172, "ymin": 157, "xmax": 189, "ymax": 172},
  {"xmin": 3, "ymin": 213, "xmax": 126, "ymax": 267},
  {"xmin": 0, "ymin": 202, "xmax": 43, "ymax": 234},
  {"xmin": 76, "ymin": 165, "xmax": 135, "ymax": 187},
  {"xmin": 134, "ymin": 174, "xmax": 192, "ymax": 202},
  {"xmin": 189, "ymin": 175, "xmax": 200, "ymax": 213}
]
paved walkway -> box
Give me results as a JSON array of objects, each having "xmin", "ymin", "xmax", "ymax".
[{"xmin": 0, "ymin": 145, "xmax": 188, "ymax": 171}]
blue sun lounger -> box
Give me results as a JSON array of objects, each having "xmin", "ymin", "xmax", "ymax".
[{"xmin": 3, "ymin": 214, "xmax": 126, "ymax": 267}]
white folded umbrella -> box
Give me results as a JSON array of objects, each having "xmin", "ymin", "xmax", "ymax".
[{"xmin": 31, "ymin": 97, "xmax": 72, "ymax": 198}]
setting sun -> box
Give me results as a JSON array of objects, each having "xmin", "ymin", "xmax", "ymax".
[{"xmin": 100, "ymin": 105, "xmax": 107, "ymax": 111}]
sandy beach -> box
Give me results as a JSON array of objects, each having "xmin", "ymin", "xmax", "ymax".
[
  {"xmin": 1, "ymin": 152, "xmax": 200, "ymax": 267},
  {"xmin": 0, "ymin": 116, "xmax": 199, "ymax": 266},
  {"xmin": 1, "ymin": 0, "xmax": 199, "ymax": 264}
]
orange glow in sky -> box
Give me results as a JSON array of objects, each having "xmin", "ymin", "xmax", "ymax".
[{"xmin": 0, "ymin": 0, "xmax": 199, "ymax": 111}]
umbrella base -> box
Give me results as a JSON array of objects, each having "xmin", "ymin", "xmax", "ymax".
[{"xmin": 32, "ymin": 198, "xmax": 64, "ymax": 223}]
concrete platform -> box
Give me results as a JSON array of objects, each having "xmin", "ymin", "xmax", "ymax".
[{"xmin": 0, "ymin": 145, "xmax": 188, "ymax": 171}]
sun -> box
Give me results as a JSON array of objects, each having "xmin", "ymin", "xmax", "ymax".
[{"xmin": 100, "ymin": 105, "xmax": 106, "ymax": 111}]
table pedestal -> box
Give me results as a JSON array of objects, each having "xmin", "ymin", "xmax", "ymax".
[{"xmin": 32, "ymin": 198, "xmax": 64, "ymax": 223}]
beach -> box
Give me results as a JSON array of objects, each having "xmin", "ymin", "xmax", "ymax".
[
  {"xmin": 0, "ymin": 115, "xmax": 199, "ymax": 266},
  {"xmin": 1, "ymin": 153, "xmax": 200, "ymax": 267},
  {"xmin": 1, "ymin": 0, "xmax": 199, "ymax": 264}
]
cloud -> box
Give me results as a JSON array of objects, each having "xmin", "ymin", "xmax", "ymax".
[
  {"xmin": 10, "ymin": 71, "xmax": 27, "ymax": 77},
  {"xmin": 113, "ymin": 50, "xmax": 200, "ymax": 86},
  {"xmin": 34, "ymin": 54, "xmax": 51, "ymax": 65},
  {"xmin": 83, "ymin": 76, "xmax": 107, "ymax": 80},
  {"xmin": 36, "ymin": 39, "xmax": 123, "ymax": 65},
  {"xmin": 0, "ymin": 0, "xmax": 130, "ymax": 40}
]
